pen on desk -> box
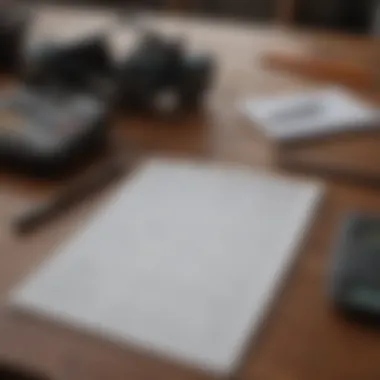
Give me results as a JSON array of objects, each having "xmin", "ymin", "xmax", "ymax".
[{"xmin": 14, "ymin": 156, "xmax": 127, "ymax": 235}]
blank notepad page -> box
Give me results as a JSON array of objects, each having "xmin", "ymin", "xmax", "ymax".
[{"xmin": 10, "ymin": 159, "xmax": 324, "ymax": 376}]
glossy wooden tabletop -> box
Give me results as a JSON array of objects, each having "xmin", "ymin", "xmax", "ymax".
[{"xmin": 0, "ymin": 6, "xmax": 380, "ymax": 380}]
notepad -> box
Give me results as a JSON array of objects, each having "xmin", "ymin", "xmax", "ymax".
[
  {"xmin": 241, "ymin": 88, "xmax": 379, "ymax": 142},
  {"xmin": 9, "ymin": 159, "xmax": 324, "ymax": 377}
]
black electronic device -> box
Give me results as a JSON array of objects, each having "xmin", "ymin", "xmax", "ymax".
[
  {"xmin": 24, "ymin": 35, "xmax": 114, "ymax": 96},
  {"xmin": 22, "ymin": 30, "xmax": 215, "ymax": 115},
  {"xmin": 116, "ymin": 32, "xmax": 214, "ymax": 113},
  {"xmin": 0, "ymin": 4, "xmax": 30, "ymax": 72},
  {"xmin": 0, "ymin": 87, "xmax": 109, "ymax": 178},
  {"xmin": 330, "ymin": 213, "xmax": 380, "ymax": 325},
  {"xmin": 0, "ymin": 362, "xmax": 50, "ymax": 380}
]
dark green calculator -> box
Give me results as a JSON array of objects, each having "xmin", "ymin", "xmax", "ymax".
[
  {"xmin": 0, "ymin": 87, "xmax": 108, "ymax": 178},
  {"xmin": 331, "ymin": 213, "xmax": 380, "ymax": 324}
]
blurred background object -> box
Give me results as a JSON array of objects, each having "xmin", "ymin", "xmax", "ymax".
[
  {"xmin": 0, "ymin": 1, "xmax": 30, "ymax": 72},
  {"xmin": 294, "ymin": 0, "xmax": 374, "ymax": 32},
  {"xmin": 23, "ymin": 0, "xmax": 379, "ymax": 35}
]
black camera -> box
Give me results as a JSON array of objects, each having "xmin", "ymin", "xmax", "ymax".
[
  {"xmin": 24, "ymin": 35, "xmax": 113, "ymax": 96},
  {"xmin": 116, "ymin": 33, "xmax": 215, "ymax": 112},
  {"xmin": 22, "ymin": 30, "xmax": 215, "ymax": 116}
]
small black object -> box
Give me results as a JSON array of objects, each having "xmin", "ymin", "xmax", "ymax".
[
  {"xmin": 0, "ymin": 362, "xmax": 50, "ymax": 380},
  {"xmin": 15, "ymin": 155, "xmax": 126, "ymax": 235},
  {"xmin": 330, "ymin": 213, "xmax": 380, "ymax": 325},
  {"xmin": 0, "ymin": 5, "xmax": 30, "ymax": 73},
  {"xmin": 24, "ymin": 35, "xmax": 114, "ymax": 96},
  {"xmin": 0, "ymin": 87, "xmax": 109, "ymax": 178},
  {"xmin": 116, "ymin": 32, "xmax": 214, "ymax": 112}
]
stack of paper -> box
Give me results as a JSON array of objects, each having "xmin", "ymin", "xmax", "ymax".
[{"xmin": 241, "ymin": 88, "xmax": 379, "ymax": 142}]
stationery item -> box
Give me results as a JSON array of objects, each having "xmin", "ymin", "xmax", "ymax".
[
  {"xmin": 240, "ymin": 88, "xmax": 379, "ymax": 143},
  {"xmin": 10, "ymin": 159, "xmax": 323, "ymax": 377},
  {"xmin": 14, "ymin": 155, "xmax": 127, "ymax": 235}
]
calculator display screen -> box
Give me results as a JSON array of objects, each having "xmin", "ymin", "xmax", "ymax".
[
  {"xmin": 354, "ymin": 221, "xmax": 380, "ymax": 248},
  {"xmin": 349, "ymin": 287, "xmax": 380, "ymax": 312}
]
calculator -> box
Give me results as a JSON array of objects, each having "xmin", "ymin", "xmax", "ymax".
[
  {"xmin": 0, "ymin": 87, "xmax": 109, "ymax": 178},
  {"xmin": 331, "ymin": 213, "xmax": 380, "ymax": 324}
]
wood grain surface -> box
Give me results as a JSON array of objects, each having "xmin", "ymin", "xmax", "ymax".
[
  {"xmin": 278, "ymin": 131, "xmax": 380, "ymax": 188},
  {"xmin": 1, "ymin": 6, "xmax": 380, "ymax": 380}
]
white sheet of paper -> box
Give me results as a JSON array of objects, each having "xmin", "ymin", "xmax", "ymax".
[
  {"xmin": 9, "ymin": 159, "xmax": 324, "ymax": 376},
  {"xmin": 241, "ymin": 88, "xmax": 379, "ymax": 141}
]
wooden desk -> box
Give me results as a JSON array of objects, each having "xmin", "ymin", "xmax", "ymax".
[{"xmin": 1, "ymin": 6, "xmax": 380, "ymax": 380}]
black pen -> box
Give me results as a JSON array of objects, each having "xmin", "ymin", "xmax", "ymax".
[{"xmin": 14, "ymin": 156, "xmax": 127, "ymax": 235}]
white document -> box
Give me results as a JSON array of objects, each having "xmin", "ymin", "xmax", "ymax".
[
  {"xmin": 241, "ymin": 88, "xmax": 379, "ymax": 142},
  {"xmin": 10, "ymin": 159, "xmax": 323, "ymax": 376}
]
